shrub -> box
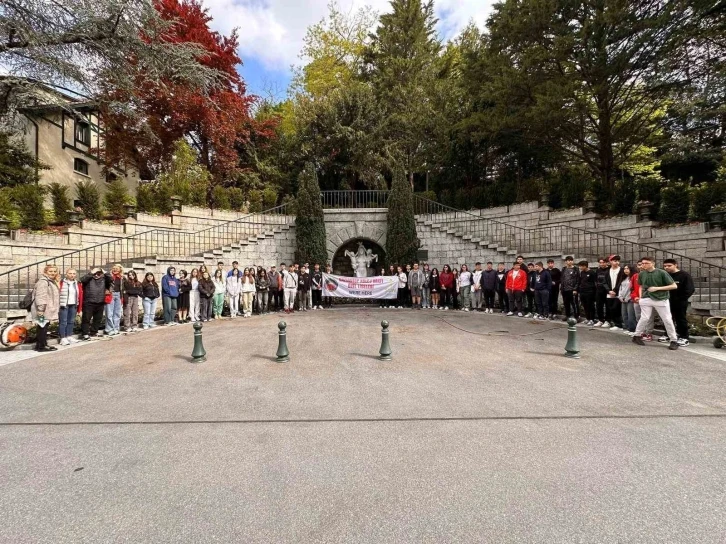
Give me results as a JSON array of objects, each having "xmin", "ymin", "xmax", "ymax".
[
  {"xmin": 136, "ymin": 182, "xmax": 157, "ymax": 213},
  {"xmin": 281, "ymin": 193, "xmax": 297, "ymax": 215},
  {"xmin": 75, "ymin": 180, "xmax": 101, "ymax": 220},
  {"xmin": 48, "ymin": 182, "xmax": 71, "ymax": 224},
  {"xmin": 262, "ymin": 186, "xmax": 278, "ymax": 209},
  {"xmin": 228, "ymin": 187, "xmax": 245, "ymax": 211},
  {"xmin": 415, "ymin": 190, "xmax": 438, "ymax": 202},
  {"xmin": 11, "ymin": 184, "xmax": 46, "ymax": 229},
  {"xmin": 210, "ymin": 185, "xmax": 230, "ymax": 210},
  {"xmin": 103, "ymin": 179, "xmax": 130, "ymax": 219},
  {"xmin": 294, "ymin": 162, "xmax": 328, "ymax": 264},
  {"xmin": 690, "ymin": 182, "xmax": 726, "ymax": 221},
  {"xmin": 386, "ymin": 168, "xmax": 420, "ymax": 265},
  {"xmin": 0, "ymin": 187, "xmax": 21, "ymax": 229},
  {"xmin": 248, "ymin": 189, "xmax": 263, "ymax": 212},
  {"xmin": 155, "ymin": 139, "xmax": 211, "ymax": 208},
  {"xmin": 659, "ymin": 182, "xmax": 690, "ymax": 223},
  {"xmin": 610, "ymin": 179, "xmax": 638, "ymax": 215}
]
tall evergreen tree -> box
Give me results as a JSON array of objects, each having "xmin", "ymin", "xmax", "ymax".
[
  {"xmin": 295, "ymin": 162, "xmax": 328, "ymax": 264},
  {"xmin": 364, "ymin": 0, "xmax": 441, "ymax": 186},
  {"xmin": 386, "ymin": 167, "xmax": 419, "ymax": 265}
]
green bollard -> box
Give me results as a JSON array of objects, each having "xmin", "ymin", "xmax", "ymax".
[
  {"xmin": 564, "ymin": 317, "xmax": 580, "ymax": 359},
  {"xmin": 379, "ymin": 320, "xmax": 392, "ymax": 361},
  {"xmin": 191, "ymin": 322, "xmax": 207, "ymax": 363},
  {"xmin": 276, "ymin": 321, "xmax": 289, "ymax": 363}
]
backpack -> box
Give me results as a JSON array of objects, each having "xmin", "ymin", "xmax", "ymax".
[{"xmin": 20, "ymin": 289, "xmax": 34, "ymax": 311}]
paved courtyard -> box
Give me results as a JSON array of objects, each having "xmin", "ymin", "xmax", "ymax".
[{"xmin": 0, "ymin": 308, "xmax": 724, "ymax": 543}]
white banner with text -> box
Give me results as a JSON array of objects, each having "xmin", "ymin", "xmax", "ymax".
[{"xmin": 322, "ymin": 273, "xmax": 398, "ymax": 299}]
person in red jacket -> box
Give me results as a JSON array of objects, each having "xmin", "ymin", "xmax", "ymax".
[
  {"xmin": 439, "ymin": 264, "xmax": 454, "ymax": 310},
  {"xmin": 505, "ymin": 262, "xmax": 527, "ymax": 316}
]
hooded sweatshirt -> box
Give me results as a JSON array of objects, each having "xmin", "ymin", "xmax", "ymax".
[
  {"xmin": 81, "ymin": 271, "xmax": 110, "ymax": 305},
  {"xmin": 480, "ymin": 269, "xmax": 498, "ymax": 291},
  {"xmin": 162, "ymin": 267, "xmax": 179, "ymax": 297}
]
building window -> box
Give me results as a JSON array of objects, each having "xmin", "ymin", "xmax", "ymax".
[
  {"xmin": 74, "ymin": 158, "xmax": 89, "ymax": 176},
  {"xmin": 75, "ymin": 122, "xmax": 90, "ymax": 145}
]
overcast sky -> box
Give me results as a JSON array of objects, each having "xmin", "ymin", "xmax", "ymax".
[{"xmin": 203, "ymin": 0, "xmax": 496, "ymax": 99}]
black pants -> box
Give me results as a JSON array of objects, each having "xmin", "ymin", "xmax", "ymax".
[
  {"xmin": 596, "ymin": 290, "xmax": 607, "ymax": 322},
  {"xmin": 312, "ymin": 290, "xmax": 322, "ymax": 307},
  {"xmin": 483, "ymin": 289, "xmax": 495, "ymax": 309},
  {"xmin": 670, "ymin": 299, "xmax": 689, "ymax": 339},
  {"xmin": 535, "ymin": 290, "xmax": 549, "ymax": 316},
  {"xmin": 497, "ymin": 288, "xmax": 508, "ymax": 311},
  {"xmin": 324, "ymin": 293, "xmax": 333, "ymax": 308},
  {"xmin": 82, "ymin": 302, "xmax": 105, "ymax": 336},
  {"xmin": 200, "ymin": 296, "xmax": 212, "ymax": 320},
  {"xmin": 270, "ymin": 290, "xmax": 282, "ymax": 311},
  {"xmin": 606, "ymin": 298, "xmax": 622, "ymax": 326},
  {"xmin": 508, "ymin": 290, "xmax": 524, "ymax": 313},
  {"xmin": 397, "ymin": 288, "xmax": 407, "ymax": 307},
  {"xmin": 580, "ymin": 292, "xmax": 596, "ymax": 322},
  {"xmin": 36, "ymin": 324, "xmax": 48, "ymax": 349},
  {"xmin": 526, "ymin": 291, "xmax": 535, "ymax": 313},
  {"xmin": 562, "ymin": 290, "xmax": 579, "ymax": 319},
  {"xmin": 440, "ymin": 289, "xmax": 452, "ymax": 308},
  {"xmin": 549, "ymin": 286, "xmax": 560, "ymax": 315}
]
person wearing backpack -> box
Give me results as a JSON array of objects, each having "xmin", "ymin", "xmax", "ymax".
[
  {"xmin": 80, "ymin": 267, "xmax": 111, "ymax": 340},
  {"xmin": 58, "ymin": 268, "xmax": 83, "ymax": 346},
  {"xmin": 31, "ymin": 265, "xmax": 60, "ymax": 352}
]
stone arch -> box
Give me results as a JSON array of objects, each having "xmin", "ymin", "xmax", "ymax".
[
  {"xmin": 326, "ymin": 223, "xmax": 387, "ymax": 263},
  {"xmin": 332, "ymin": 238, "xmax": 387, "ymax": 276}
]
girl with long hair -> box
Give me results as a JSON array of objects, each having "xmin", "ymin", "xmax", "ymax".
[{"xmin": 141, "ymin": 272, "xmax": 160, "ymax": 329}]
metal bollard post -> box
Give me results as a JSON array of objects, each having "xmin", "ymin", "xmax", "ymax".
[
  {"xmin": 564, "ymin": 317, "xmax": 580, "ymax": 359},
  {"xmin": 191, "ymin": 322, "xmax": 207, "ymax": 363},
  {"xmin": 379, "ymin": 320, "xmax": 392, "ymax": 361},
  {"xmin": 276, "ymin": 321, "xmax": 290, "ymax": 363}
]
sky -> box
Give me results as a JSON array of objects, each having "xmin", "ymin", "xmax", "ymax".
[{"xmin": 203, "ymin": 0, "xmax": 496, "ymax": 100}]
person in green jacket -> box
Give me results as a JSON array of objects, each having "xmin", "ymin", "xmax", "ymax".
[{"xmin": 632, "ymin": 256, "xmax": 679, "ymax": 350}]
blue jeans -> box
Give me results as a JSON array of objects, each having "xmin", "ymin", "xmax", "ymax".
[
  {"xmin": 105, "ymin": 292, "xmax": 122, "ymax": 333},
  {"xmin": 622, "ymin": 300, "xmax": 637, "ymax": 332},
  {"xmin": 143, "ymin": 297, "xmax": 157, "ymax": 327},
  {"xmin": 58, "ymin": 305, "xmax": 78, "ymax": 338}
]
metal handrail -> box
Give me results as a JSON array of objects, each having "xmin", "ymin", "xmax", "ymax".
[
  {"xmin": 321, "ymin": 190, "xmax": 390, "ymax": 209},
  {"xmin": 0, "ymin": 203, "xmax": 294, "ymax": 312}
]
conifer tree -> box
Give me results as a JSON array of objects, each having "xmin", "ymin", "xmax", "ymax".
[
  {"xmin": 295, "ymin": 162, "xmax": 328, "ymax": 265},
  {"xmin": 386, "ymin": 168, "xmax": 419, "ymax": 265}
]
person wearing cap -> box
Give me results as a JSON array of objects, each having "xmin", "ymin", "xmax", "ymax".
[{"xmin": 80, "ymin": 267, "xmax": 111, "ymax": 340}]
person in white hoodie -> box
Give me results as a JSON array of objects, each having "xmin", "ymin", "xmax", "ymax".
[
  {"xmin": 226, "ymin": 268, "xmax": 241, "ymax": 318},
  {"xmin": 240, "ymin": 267, "xmax": 256, "ymax": 318},
  {"xmin": 458, "ymin": 264, "xmax": 473, "ymax": 311}
]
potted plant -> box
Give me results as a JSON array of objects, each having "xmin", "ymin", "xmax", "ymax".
[
  {"xmin": 583, "ymin": 191, "xmax": 597, "ymax": 214},
  {"xmin": 538, "ymin": 185, "xmax": 551, "ymax": 207},
  {"xmin": 68, "ymin": 207, "xmax": 83, "ymax": 227},
  {"xmin": 124, "ymin": 201, "xmax": 137, "ymax": 218},
  {"xmin": 707, "ymin": 204, "xmax": 726, "ymax": 230},
  {"xmin": 636, "ymin": 200, "xmax": 655, "ymax": 222},
  {"xmin": 0, "ymin": 215, "xmax": 10, "ymax": 237},
  {"xmin": 170, "ymin": 195, "xmax": 182, "ymax": 212}
]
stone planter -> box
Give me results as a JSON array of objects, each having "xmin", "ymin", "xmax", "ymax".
[
  {"xmin": 636, "ymin": 200, "xmax": 654, "ymax": 222},
  {"xmin": 124, "ymin": 204, "xmax": 137, "ymax": 218},
  {"xmin": 539, "ymin": 189, "xmax": 550, "ymax": 208},
  {"xmin": 170, "ymin": 195, "xmax": 182, "ymax": 212},
  {"xmin": 583, "ymin": 196, "xmax": 597, "ymax": 214},
  {"xmin": 68, "ymin": 210, "xmax": 82, "ymax": 227},
  {"xmin": 0, "ymin": 216, "xmax": 10, "ymax": 237},
  {"xmin": 707, "ymin": 209, "xmax": 724, "ymax": 231}
]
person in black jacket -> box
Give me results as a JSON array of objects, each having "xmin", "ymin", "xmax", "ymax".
[
  {"xmin": 480, "ymin": 262, "xmax": 498, "ymax": 314},
  {"xmin": 594, "ymin": 258, "xmax": 610, "ymax": 326},
  {"xmin": 198, "ymin": 270, "xmax": 215, "ymax": 322},
  {"xmin": 525, "ymin": 263, "xmax": 537, "ymax": 317},
  {"xmin": 663, "ymin": 259, "xmax": 695, "ymax": 346},
  {"xmin": 560, "ymin": 256, "xmax": 580, "ymax": 320},
  {"xmin": 122, "ymin": 270, "xmax": 143, "ymax": 332},
  {"xmin": 604, "ymin": 255, "xmax": 626, "ymax": 329},
  {"xmin": 576, "ymin": 261, "xmax": 597, "ymax": 325},
  {"xmin": 495, "ymin": 262, "xmax": 508, "ymax": 314},
  {"xmin": 547, "ymin": 259, "xmax": 561, "ymax": 318},
  {"xmin": 533, "ymin": 262, "xmax": 552, "ymax": 319},
  {"xmin": 80, "ymin": 267, "xmax": 111, "ymax": 340},
  {"xmin": 141, "ymin": 273, "xmax": 160, "ymax": 329}
]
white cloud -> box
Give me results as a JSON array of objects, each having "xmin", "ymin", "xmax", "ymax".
[{"xmin": 204, "ymin": 0, "xmax": 496, "ymax": 71}]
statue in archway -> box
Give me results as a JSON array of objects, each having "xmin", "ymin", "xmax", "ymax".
[{"xmin": 345, "ymin": 242, "xmax": 378, "ymax": 277}]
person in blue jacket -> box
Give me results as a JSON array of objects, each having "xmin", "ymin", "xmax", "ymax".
[
  {"xmin": 161, "ymin": 266, "xmax": 179, "ymax": 325},
  {"xmin": 533, "ymin": 262, "xmax": 552, "ymax": 320}
]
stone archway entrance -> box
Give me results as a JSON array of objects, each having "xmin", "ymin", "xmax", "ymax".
[{"xmin": 332, "ymin": 238, "xmax": 386, "ymax": 276}]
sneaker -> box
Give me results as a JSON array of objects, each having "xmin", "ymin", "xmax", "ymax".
[
  {"xmin": 68, "ymin": 337, "xmax": 79, "ymax": 344},
  {"xmin": 632, "ymin": 335, "xmax": 645, "ymax": 346},
  {"xmin": 610, "ymin": 326, "xmax": 621, "ymax": 331},
  {"xmin": 96, "ymin": 332, "xmax": 104, "ymax": 337},
  {"xmin": 676, "ymin": 338, "xmax": 690, "ymax": 347},
  {"xmin": 669, "ymin": 341, "xmax": 679, "ymax": 350},
  {"xmin": 657, "ymin": 336, "xmax": 670, "ymax": 344},
  {"xmin": 35, "ymin": 345, "xmax": 58, "ymax": 352},
  {"xmin": 464, "ymin": 308, "xmax": 470, "ymax": 312},
  {"xmin": 628, "ymin": 332, "xmax": 636, "ymax": 337},
  {"xmin": 506, "ymin": 312, "xmax": 514, "ymax": 316},
  {"xmin": 593, "ymin": 321, "xmax": 602, "ymax": 327},
  {"xmin": 143, "ymin": 325, "xmax": 149, "ymax": 330},
  {"xmin": 643, "ymin": 334, "xmax": 653, "ymax": 342},
  {"xmin": 81, "ymin": 335, "xmax": 91, "ymax": 341},
  {"xmin": 524, "ymin": 313, "xmax": 532, "ymax": 318},
  {"xmin": 59, "ymin": 338, "xmax": 70, "ymax": 346},
  {"xmin": 444, "ymin": 307, "xmax": 449, "ymax": 311},
  {"xmin": 601, "ymin": 321, "xmax": 610, "ymax": 328},
  {"xmin": 517, "ymin": 312, "xmax": 523, "ymax": 317},
  {"xmin": 622, "ymin": 329, "xmax": 631, "ymax": 334}
]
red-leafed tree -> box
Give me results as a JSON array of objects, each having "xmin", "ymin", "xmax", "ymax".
[{"xmin": 102, "ymin": 0, "xmax": 277, "ymax": 181}]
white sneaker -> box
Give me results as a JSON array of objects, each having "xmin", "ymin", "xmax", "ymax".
[
  {"xmin": 658, "ymin": 336, "xmax": 670, "ymax": 344},
  {"xmin": 464, "ymin": 308, "xmax": 469, "ymax": 312},
  {"xmin": 593, "ymin": 321, "xmax": 602, "ymax": 327},
  {"xmin": 677, "ymin": 338, "xmax": 690, "ymax": 347},
  {"xmin": 610, "ymin": 326, "xmax": 621, "ymax": 331},
  {"xmin": 517, "ymin": 312, "xmax": 523, "ymax": 317},
  {"xmin": 59, "ymin": 338, "xmax": 70, "ymax": 346},
  {"xmin": 68, "ymin": 337, "xmax": 79, "ymax": 344},
  {"xmin": 524, "ymin": 313, "xmax": 532, "ymax": 318},
  {"xmin": 601, "ymin": 321, "xmax": 610, "ymax": 328},
  {"xmin": 444, "ymin": 307, "xmax": 449, "ymax": 311}
]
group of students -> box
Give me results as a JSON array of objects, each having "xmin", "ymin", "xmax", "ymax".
[
  {"xmin": 378, "ymin": 255, "xmax": 694, "ymax": 350},
  {"xmin": 26, "ymin": 254, "xmax": 694, "ymax": 352}
]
